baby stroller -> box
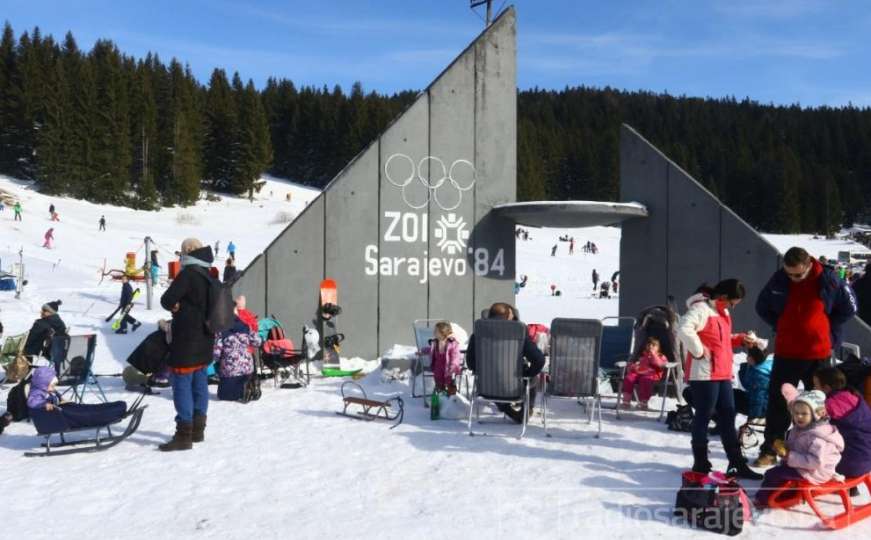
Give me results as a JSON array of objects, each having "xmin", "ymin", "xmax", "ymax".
[{"xmin": 258, "ymin": 316, "xmax": 313, "ymax": 388}]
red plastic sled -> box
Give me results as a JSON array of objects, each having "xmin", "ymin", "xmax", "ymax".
[{"xmin": 768, "ymin": 472, "xmax": 871, "ymax": 530}]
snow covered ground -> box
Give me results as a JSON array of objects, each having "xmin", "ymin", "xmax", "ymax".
[{"xmin": 2, "ymin": 179, "xmax": 871, "ymax": 539}]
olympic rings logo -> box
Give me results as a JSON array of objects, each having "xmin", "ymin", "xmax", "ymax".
[{"xmin": 384, "ymin": 154, "xmax": 475, "ymax": 211}]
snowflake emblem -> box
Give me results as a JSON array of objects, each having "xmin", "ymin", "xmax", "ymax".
[{"xmin": 434, "ymin": 213, "xmax": 470, "ymax": 255}]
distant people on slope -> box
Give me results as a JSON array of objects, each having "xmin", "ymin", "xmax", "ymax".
[
  {"xmin": 592, "ymin": 269, "xmax": 599, "ymax": 292},
  {"xmin": 550, "ymin": 244, "xmax": 557, "ymax": 257},
  {"xmin": 599, "ymin": 281, "xmax": 611, "ymax": 299},
  {"xmin": 569, "ymin": 237, "xmax": 575, "ymax": 255},
  {"xmin": 13, "ymin": 201, "xmax": 22, "ymax": 221},
  {"xmin": 99, "ymin": 215, "xmax": 106, "ymax": 231}
]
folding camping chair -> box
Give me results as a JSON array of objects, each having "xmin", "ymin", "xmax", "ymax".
[
  {"xmin": 467, "ymin": 319, "xmax": 531, "ymax": 438},
  {"xmin": 0, "ymin": 331, "xmax": 29, "ymax": 385},
  {"xmin": 598, "ymin": 317, "xmax": 635, "ymax": 417},
  {"xmin": 51, "ymin": 334, "xmax": 106, "ymax": 403},
  {"xmin": 838, "ymin": 342, "xmax": 860, "ymax": 363},
  {"xmin": 542, "ymin": 318, "xmax": 603, "ymax": 437},
  {"xmin": 411, "ymin": 319, "xmax": 439, "ymax": 400}
]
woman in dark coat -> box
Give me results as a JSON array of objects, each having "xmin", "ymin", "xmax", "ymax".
[
  {"xmin": 23, "ymin": 300, "xmax": 67, "ymax": 358},
  {"xmin": 158, "ymin": 238, "xmax": 215, "ymax": 451}
]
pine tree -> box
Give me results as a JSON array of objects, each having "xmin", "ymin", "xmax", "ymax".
[{"xmin": 203, "ymin": 68, "xmax": 237, "ymax": 190}]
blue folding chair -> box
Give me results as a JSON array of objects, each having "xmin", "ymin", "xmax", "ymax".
[{"xmin": 52, "ymin": 334, "xmax": 107, "ymax": 403}]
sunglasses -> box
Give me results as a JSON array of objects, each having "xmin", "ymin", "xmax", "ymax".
[{"xmin": 785, "ymin": 266, "xmax": 809, "ymax": 279}]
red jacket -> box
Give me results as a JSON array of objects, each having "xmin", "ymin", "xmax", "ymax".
[
  {"xmin": 774, "ymin": 260, "xmax": 832, "ymax": 359},
  {"xmin": 678, "ymin": 293, "xmax": 746, "ymax": 382}
]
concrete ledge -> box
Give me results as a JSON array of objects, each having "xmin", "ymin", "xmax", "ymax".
[{"xmin": 492, "ymin": 201, "xmax": 648, "ymax": 228}]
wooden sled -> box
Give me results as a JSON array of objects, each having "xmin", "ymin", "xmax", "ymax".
[
  {"xmin": 336, "ymin": 381, "xmax": 403, "ymax": 429},
  {"xmin": 768, "ymin": 472, "xmax": 871, "ymax": 530}
]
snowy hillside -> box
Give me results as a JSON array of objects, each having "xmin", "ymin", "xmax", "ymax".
[{"xmin": 1, "ymin": 180, "xmax": 870, "ymax": 539}]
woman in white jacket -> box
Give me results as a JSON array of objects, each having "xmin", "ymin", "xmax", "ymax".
[{"xmin": 678, "ymin": 279, "xmax": 762, "ymax": 479}]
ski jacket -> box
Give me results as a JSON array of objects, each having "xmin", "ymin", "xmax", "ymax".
[
  {"xmin": 27, "ymin": 366, "xmax": 60, "ymax": 410},
  {"xmin": 629, "ymin": 350, "xmax": 668, "ymax": 380},
  {"xmin": 120, "ymin": 282, "xmax": 134, "ymax": 307},
  {"xmin": 678, "ymin": 293, "xmax": 747, "ymax": 382},
  {"xmin": 756, "ymin": 259, "xmax": 856, "ymax": 358},
  {"xmin": 826, "ymin": 389, "xmax": 871, "ymax": 478},
  {"xmin": 214, "ymin": 323, "xmax": 261, "ymax": 378},
  {"xmin": 422, "ymin": 337, "xmax": 463, "ymax": 386},
  {"xmin": 23, "ymin": 314, "xmax": 67, "ymax": 357},
  {"xmin": 738, "ymin": 356, "xmax": 773, "ymax": 418},
  {"xmin": 160, "ymin": 246, "xmax": 215, "ymax": 368},
  {"xmin": 781, "ymin": 383, "xmax": 846, "ymax": 484},
  {"xmin": 852, "ymin": 273, "xmax": 871, "ymax": 325}
]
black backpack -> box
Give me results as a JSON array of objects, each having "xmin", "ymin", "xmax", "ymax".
[
  {"xmin": 6, "ymin": 377, "xmax": 30, "ymax": 421},
  {"xmin": 667, "ymin": 404, "xmax": 694, "ymax": 432},
  {"xmin": 195, "ymin": 267, "xmax": 235, "ymax": 334}
]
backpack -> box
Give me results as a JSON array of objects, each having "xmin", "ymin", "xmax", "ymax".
[
  {"xmin": 674, "ymin": 471, "xmax": 750, "ymax": 536},
  {"xmin": 268, "ymin": 324, "xmax": 286, "ymax": 342},
  {"xmin": 4, "ymin": 353, "xmax": 30, "ymax": 383},
  {"xmin": 6, "ymin": 377, "xmax": 30, "ymax": 421},
  {"xmin": 666, "ymin": 404, "xmax": 694, "ymax": 432},
  {"xmin": 196, "ymin": 267, "xmax": 235, "ymax": 334}
]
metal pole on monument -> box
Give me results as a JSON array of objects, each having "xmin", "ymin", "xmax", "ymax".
[{"xmin": 144, "ymin": 236, "xmax": 153, "ymax": 310}]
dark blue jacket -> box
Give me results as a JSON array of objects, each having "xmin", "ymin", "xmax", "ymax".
[
  {"xmin": 120, "ymin": 282, "xmax": 134, "ymax": 307},
  {"xmin": 755, "ymin": 264, "xmax": 857, "ymax": 350}
]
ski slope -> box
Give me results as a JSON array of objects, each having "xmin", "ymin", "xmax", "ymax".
[{"xmin": 2, "ymin": 179, "xmax": 870, "ymax": 539}]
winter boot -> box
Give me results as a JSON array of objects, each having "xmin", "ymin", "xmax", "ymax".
[
  {"xmin": 192, "ymin": 414, "xmax": 206, "ymax": 443},
  {"xmin": 158, "ymin": 421, "xmax": 193, "ymax": 451},
  {"xmin": 725, "ymin": 442, "xmax": 763, "ymax": 480},
  {"xmin": 691, "ymin": 443, "xmax": 712, "ymax": 474}
]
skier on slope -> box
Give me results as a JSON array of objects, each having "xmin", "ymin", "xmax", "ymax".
[
  {"xmin": 550, "ymin": 244, "xmax": 557, "ymax": 257},
  {"xmin": 592, "ymin": 269, "xmax": 599, "ymax": 292},
  {"xmin": 99, "ymin": 215, "xmax": 106, "ymax": 231},
  {"xmin": 115, "ymin": 275, "xmax": 141, "ymax": 334},
  {"xmin": 227, "ymin": 240, "xmax": 236, "ymax": 259},
  {"xmin": 13, "ymin": 201, "xmax": 22, "ymax": 221},
  {"xmin": 42, "ymin": 228, "xmax": 54, "ymax": 249}
]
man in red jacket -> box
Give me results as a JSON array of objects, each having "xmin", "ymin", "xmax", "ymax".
[{"xmin": 754, "ymin": 247, "xmax": 857, "ymax": 466}]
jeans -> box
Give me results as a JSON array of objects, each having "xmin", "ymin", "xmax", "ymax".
[
  {"xmin": 761, "ymin": 357, "xmax": 824, "ymax": 455},
  {"xmin": 171, "ymin": 366, "xmax": 209, "ymax": 423},
  {"xmin": 689, "ymin": 380, "xmax": 739, "ymax": 451}
]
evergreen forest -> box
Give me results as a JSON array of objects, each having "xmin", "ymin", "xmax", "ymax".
[{"xmin": 1, "ymin": 23, "xmax": 870, "ymax": 233}]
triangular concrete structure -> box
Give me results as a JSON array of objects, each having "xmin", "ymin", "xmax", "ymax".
[
  {"xmin": 619, "ymin": 124, "xmax": 871, "ymax": 351},
  {"xmin": 234, "ymin": 8, "xmax": 517, "ymax": 358}
]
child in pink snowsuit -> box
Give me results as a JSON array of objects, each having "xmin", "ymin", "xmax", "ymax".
[
  {"xmin": 422, "ymin": 321, "xmax": 463, "ymax": 394},
  {"xmin": 621, "ymin": 336, "xmax": 668, "ymax": 409},
  {"xmin": 43, "ymin": 228, "xmax": 54, "ymax": 249}
]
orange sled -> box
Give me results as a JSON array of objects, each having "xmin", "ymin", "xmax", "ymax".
[{"xmin": 768, "ymin": 472, "xmax": 871, "ymax": 530}]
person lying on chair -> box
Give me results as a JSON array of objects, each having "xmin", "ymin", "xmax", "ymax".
[
  {"xmin": 27, "ymin": 366, "xmax": 127, "ymax": 430},
  {"xmin": 465, "ymin": 302, "xmax": 545, "ymax": 424}
]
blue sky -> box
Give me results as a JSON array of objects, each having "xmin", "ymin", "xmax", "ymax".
[{"xmin": 2, "ymin": 0, "xmax": 870, "ymax": 107}]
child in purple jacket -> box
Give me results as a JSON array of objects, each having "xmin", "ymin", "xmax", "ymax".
[
  {"xmin": 814, "ymin": 366, "xmax": 871, "ymax": 478},
  {"xmin": 28, "ymin": 366, "xmax": 126, "ymax": 431}
]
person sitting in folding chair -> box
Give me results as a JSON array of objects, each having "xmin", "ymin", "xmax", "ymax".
[
  {"xmin": 465, "ymin": 302, "xmax": 545, "ymax": 423},
  {"xmin": 23, "ymin": 300, "xmax": 66, "ymax": 358},
  {"xmin": 27, "ymin": 366, "xmax": 126, "ymax": 429}
]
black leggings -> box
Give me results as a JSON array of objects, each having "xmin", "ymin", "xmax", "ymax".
[{"xmin": 688, "ymin": 380, "xmax": 739, "ymax": 451}]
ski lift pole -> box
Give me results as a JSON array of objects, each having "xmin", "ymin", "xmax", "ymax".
[
  {"xmin": 15, "ymin": 247, "xmax": 24, "ymax": 299},
  {"xmin": 144, "ymin": 236, "xmax": 153, "ymax": 310}
]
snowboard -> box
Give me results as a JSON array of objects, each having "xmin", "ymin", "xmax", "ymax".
[
  {"xmin": 111, "ymin": 288, "xmax": 141, "ymax": 330},
  {"xmin": 319, "ymin": 279, "xmax": 341, "ymax": 367}
]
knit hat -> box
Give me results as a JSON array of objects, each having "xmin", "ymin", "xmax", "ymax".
[
  {"xmin": 180, "ymin": 238, "xmax": 203, "ymax": 255},
  {"xmin": 42, "ymin": 299, "xmax": 61, "ymax": 314},
  {"xmin": 782, "ymin": 383, "xmax": 827, "ymax": 421}
]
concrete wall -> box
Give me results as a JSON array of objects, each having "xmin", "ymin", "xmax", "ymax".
[
  {"xmin": 233, "ymin": 8, "xmax": 517, "ymax": 358},
  {"xmin": 619, "ymin": 124, "xmax": 871, "ymax": 351}
]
